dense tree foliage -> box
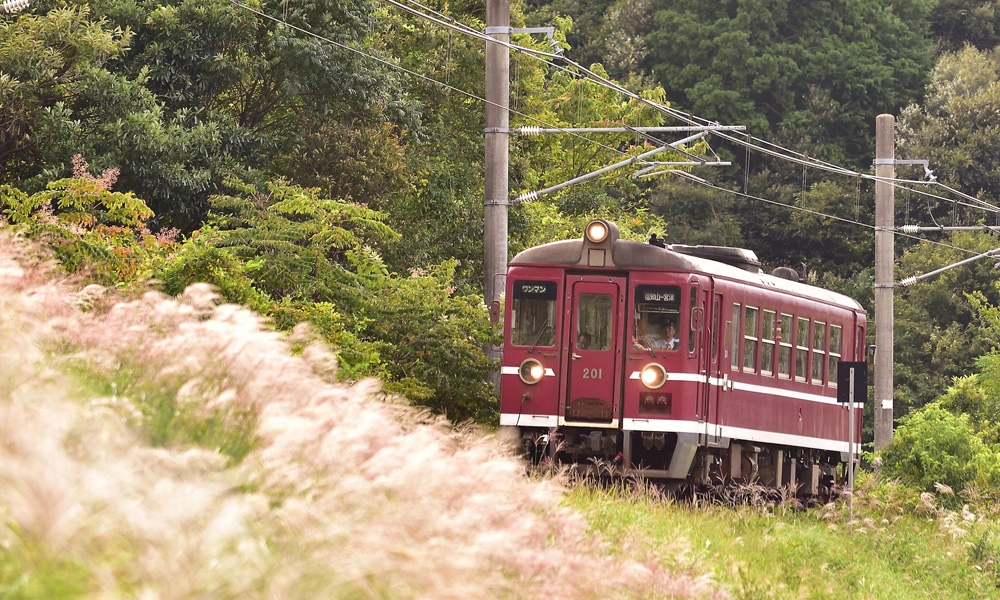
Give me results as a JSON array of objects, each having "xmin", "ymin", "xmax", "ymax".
[
  {"xmin": 899, "ymin": 45, "xmax": 1000, "ymax": 214},
  {"xmin": 644, "ymin": 0, "xmax": 935, "ymax": 165},
  {"xmin": 9, "ymin": 0, "xmax": 1000, "ymax": 431}
]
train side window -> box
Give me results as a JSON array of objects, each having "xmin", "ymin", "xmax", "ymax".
[
  {"xmin": 731, "ymin": 304, "xmax": 741, "ymax": 371},
  {"xmin": 761, "ymin": 310, "xmax": 776, "ymax": 376},
  {"xmin": 510, "ymin": 281, "xmax": 557, "ymax": 347},
  {"xmin": 828, "ymin": 325, "xmax": 843, "ymax": 387},
  {"xmin": 812, "ymin": 321, "xmax": 827, "ymax": 384},
  {"xmin": 795, "ymin": 317, "xmax": 809, "ymax": 382},
  {"xmin": 778, "ymin": 313, "xmax": 793, "ymax": 379},
  {"xmin": 633, "ymin": 285, "xmax": 681, "ymax": 351},
  {"xmin": 743, "ymin": 306, "xmax": 759, "ymax": 373}
]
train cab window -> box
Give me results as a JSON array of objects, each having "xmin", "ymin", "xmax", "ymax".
[
  {"xmin": 778, "ymin": 314, "xmax": 793, "ymax": 379},
  {"xmin": 812, "ymin": 321, "xmax": 827, "ymax": 384},
  {"xmin": 795, "ymin": 317, "xmax": 809, "ymax": 382},
  {"xmin": 761, "ymin": 310, "xmax": 776, "ymax": 376},
  {"xmin": 577, "ymin": 294, "xmax": 613, "ymax": 351},
  {"xmin": 828, "ymin": 325, "xmax": 843, "ymax": 388},
  {"xmin": 510, "ymin": 281, "xmax": 557, "ymax": 347},
  {"xmin": 731, "ymin": 304, "xmax": 741, "ymax": 370},
  {"xmin": 633, "ymin": 285, "xmax": 682, "ymax": 351},
  {"xmin": 743, "ymin": 306, "xmax": 759, "ymax": 373}
]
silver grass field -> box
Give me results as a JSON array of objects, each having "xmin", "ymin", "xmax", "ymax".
[{"xmin": 0, "ymin": 232, "xmax": 725, "ymax": 599}]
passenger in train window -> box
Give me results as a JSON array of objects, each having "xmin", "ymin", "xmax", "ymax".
[{"xmin": 577, "ymin": 332, "xmax": 592, "ymax": 349}]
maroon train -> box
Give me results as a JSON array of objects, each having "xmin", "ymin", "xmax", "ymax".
[{"xmin": 499, "ymin": 220, "xmax": 865, "ymax": 493}]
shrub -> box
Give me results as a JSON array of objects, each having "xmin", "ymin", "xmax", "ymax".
[{"xmin": 881, "ymin": 402, "xmax": 1000, "ymax": 502}]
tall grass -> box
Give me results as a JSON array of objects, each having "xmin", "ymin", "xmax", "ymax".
[{"xmin": 0, "ymin": 232, "xmax": 725, "ymax": 599}]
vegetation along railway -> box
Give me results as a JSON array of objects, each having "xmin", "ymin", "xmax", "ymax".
[{"xmin": 499, "ymin": 220, "xmax": 866, "ymax": 495}]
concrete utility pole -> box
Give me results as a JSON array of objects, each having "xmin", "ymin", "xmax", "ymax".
[
  {"xmin": 484, "ymin": 0, "xmax": 510, "ymax": 316},
  {"xmin": 874, "ymin": 114, "xmax": 895, "ymax": 450}
]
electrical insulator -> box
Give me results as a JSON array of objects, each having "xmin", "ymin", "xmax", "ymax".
[
  {"xmin": 898, "ymin": 276, "xmax": 918, "ymax": 287},
  {"xmin": 899, "ymin": 225, "xmax": 920, "ymax": 234},
  {"xmin": 515, "ymin": 190, "xmax": 539, "ymax": 203},
  {"xmin": 1, "ymin": 0, "xmax": 31, "ymax": 12},
  {"xmin": 518, "ymin": 126, "xmax": 542, "ymax": 136}
]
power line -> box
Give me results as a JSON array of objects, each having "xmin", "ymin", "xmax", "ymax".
[
  {"xmin": 228, "ymin": 0, "xmax": 642, "ymax": 157},
  {"xmin": 672, "ymin": 178, "xmax": 990, "ymax": 258},
  {"xmin": 235, "ymin": 0, "xmax": 1000, "ymax": 257},
  {"xmin": 383, "ymin": 0, "xmax": 1000, "ymax": 218}
]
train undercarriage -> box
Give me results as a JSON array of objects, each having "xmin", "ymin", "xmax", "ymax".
[{"xmin": 506, "ymin": 425, "xmax": 847, "ymax": 498}]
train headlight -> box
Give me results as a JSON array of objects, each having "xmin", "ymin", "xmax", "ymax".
[
  {"xmin": 640, "ymin": 363, "xmax": 667, "ymax": 389},
  {"xmin": 585, "ymin": 220, "xmax": 609, "ymax": 243},
  {"xmin": 519, "ymin": 358, "xmax": 545, "ymax": 384}
]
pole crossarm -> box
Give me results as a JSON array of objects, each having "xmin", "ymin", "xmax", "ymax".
[
  {"xmin": 514, "ymin": 131, "xmax": 709, "ymax": 202},
  {"xmin": 635, "ymin": 161, "xmax": 732, "ymax": 167},
  {"xmin": 898, "ymin": 246, "xmax": 1000, "ymax": 287},
  {"xmin": 515, "ymin": 125, "xmax": 746, "ymax": 135},
  {"xmin": 897, "ymin": 225, "xmax": 1000, "ymax": 233}
]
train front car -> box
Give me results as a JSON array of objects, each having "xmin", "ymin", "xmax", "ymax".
[{"xmin": 500, "ymin": 220, "xmax": 867, "ymax": 494}]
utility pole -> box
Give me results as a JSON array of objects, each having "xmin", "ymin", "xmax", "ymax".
[
  {"xmin": 874, "ymin": 114, "xmax": 895, "ymax": 450},
  {"xmin": 484, "ymin": 0, "xmax": 510, "ymax": 317}
]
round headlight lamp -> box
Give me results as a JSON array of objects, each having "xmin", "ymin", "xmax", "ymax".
[
  {"xmin": 519, "ymin": 358, "xmax": 545, "ymax": 385},
  {"xmin": 640, "ymin": 363, "xmax": 667, "ymax": 389},
  {"xmin": 585, "ymin": 220, "xmax": 609, "ymax": 243}
]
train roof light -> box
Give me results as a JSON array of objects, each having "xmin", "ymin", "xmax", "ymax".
[{"xmin": 586, "ymin": 220, "xmax": 609, "ymax": 243}]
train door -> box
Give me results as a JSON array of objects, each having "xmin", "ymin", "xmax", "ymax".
[
  {"xmin": 711, "ymin": 286, "xmax": 744, "ymax": 441},
  {"xmin": 562, "ymin": 276, "xmax": 626, "ymax": 426},
  {"xmin": 703, "ymin": 290, "xmax": 724, "ymax": 425},
  {"xmin": 688, "ymin": 276, "xmax": 711, "ymax": 419}
]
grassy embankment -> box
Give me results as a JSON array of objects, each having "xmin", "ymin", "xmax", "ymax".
[
  {"xmin": 566, "ymin": 477, "xmax": 1000, "ymax": 599},
  {"xmin": 4, "ymin": 231, "xmax": 999, "ymax": 599}
]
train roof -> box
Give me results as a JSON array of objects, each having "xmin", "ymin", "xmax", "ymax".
[{"xmin": 510, "ymin": 236, "xmax": 865, "ymax": 313}]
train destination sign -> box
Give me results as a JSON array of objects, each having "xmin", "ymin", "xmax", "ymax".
[
  {"xmin": 513, "ymin": 281, "xmax": 556, "ymax": 300},
  {"xmin": 635, "ymin": 285, "xmax": 680, "ymax": 306}
]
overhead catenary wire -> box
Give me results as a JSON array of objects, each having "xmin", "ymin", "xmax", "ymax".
[
  {"xmin": 236, "ymin": 0, "xmax": 1000, "ymax": 247},
  {"xmin": 671, "ymin": 177, "xmax": 991, "ymax": 259},
  {"xmin": 385, "ymin": 0, "xmax": 1000, "ymax": 218},
  {"xmin": 227, "ymin": 0, "xmax": 643, "ymax": 158},
  {"xmin": 0, "ymin": 0, "xmax": 31, "ymax": 12}
]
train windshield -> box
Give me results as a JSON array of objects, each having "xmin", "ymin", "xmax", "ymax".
[
  {"xmin": 510, "ymin": 280, "xmax": 557, "ymax": 347},
  {"xmin": 633, "ymin": 285, "xmax": 682, "ymax": 351}
]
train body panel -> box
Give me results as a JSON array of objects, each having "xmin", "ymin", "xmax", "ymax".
[{"xmin": 501, "ymin": 221, "xmax": 866, "ymax": 490}]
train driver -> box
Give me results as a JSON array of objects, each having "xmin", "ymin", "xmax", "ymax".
[{"xmin": 646, "ymin": 320, "xmax": 680, "ymax": 350}]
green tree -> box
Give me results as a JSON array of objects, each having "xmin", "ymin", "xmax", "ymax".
[
  {"xmin": 893, "ymin": 232, "xmax": 1000, "ymax": 414},
  {"xmin": 645, "ymin": 0, "xmax": 935, "ymax": 165},
  {"xmin": 160, "ymin": 178, "xmax": 497, "ymax": 423},
  {"xmin": 898, "ymin": 45, "xmax": 1000, "ymax": 216},
  {"xmin": 930, "ymin": 0, "xmax": 1000, "ymax": 52},
  {"xmin": 0, "ymin": 1, "xmax": 226, "ymax": 219}
]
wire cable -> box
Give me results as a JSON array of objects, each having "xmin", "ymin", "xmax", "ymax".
[
  {"xmin": 242, "ymin": 0, "xmax": 1000, "ymax": 238},
  {"xmin": 673, "ymin": 178, "xmax": 989, "ymax": 257},
  {"xmin": 228, "ymin": 0, "xmax": 646, "ymax": 157}
]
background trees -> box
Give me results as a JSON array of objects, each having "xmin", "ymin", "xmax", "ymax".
[{"xmin": 7, "ymin": 0, "xmax": 1000, "ymax": 432}]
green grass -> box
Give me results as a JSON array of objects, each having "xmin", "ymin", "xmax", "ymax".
[
  {"xmin": 564, "ymin": 482, "xmax": 1000, "ymax": 599},
  {"xmin": 63, "ymin": 359, "xmax": 258, "ymax": 465}
]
